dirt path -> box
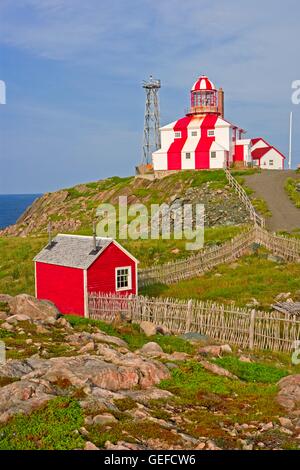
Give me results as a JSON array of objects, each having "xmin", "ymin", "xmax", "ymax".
[{"xmin": 244, "ymin": 170, "xmax": 300, "ymax": 232}]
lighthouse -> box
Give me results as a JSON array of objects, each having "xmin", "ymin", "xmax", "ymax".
[{"xmin": 152, "ymin": 75, "xmax": 285, "ymax": 172}]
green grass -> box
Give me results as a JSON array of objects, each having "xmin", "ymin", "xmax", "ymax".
[
  {"xmin": 141, "ymin": 251, "xmax": 300, "ymax": 308},
  {"xmin": 0, "ymin": 236, "xmax": 47, "ymax": 296},
  {"xmin": 159, "ymin": 360, "xmax": 283, "ymax": 424},
  {"xmin": 0, "ymin": 397, "xmax": 84, "ymax": 450},
  {"xmin": 214, "ymin": 356, "xmax": 288, "ymax": 383},
  {"xmin": 285, "ymin": 177, "xmax": 300, "ymax": 208}
]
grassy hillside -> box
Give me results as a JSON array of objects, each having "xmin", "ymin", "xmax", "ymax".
[
  {"xmin": 142, "ymin": 249, "xmax": 300, "ymax": 309},
  {"xmin": 0, "ymin": 170, "xmax": 253, "ymax": 237}
]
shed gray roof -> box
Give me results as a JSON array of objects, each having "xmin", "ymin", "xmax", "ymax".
[
  {"xmin": 272, "ymin": 302, "xmax": 300, "ymax": 316},
  {"xmin": 33, "ymin": 234, "xmax": 113, "ymax": 269}
]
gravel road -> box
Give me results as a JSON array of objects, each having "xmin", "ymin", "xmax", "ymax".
[{"xmin": 244, "ymin": 170, "xmax": 300, "ymax": 232}]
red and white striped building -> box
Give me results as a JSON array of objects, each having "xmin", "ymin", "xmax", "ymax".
[{"xmin": 152, "ymin": 76, "xmax": 285, "ymax": 171}]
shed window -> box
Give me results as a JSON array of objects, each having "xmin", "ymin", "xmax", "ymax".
[
  {"xmin": 207, "ymin": 130, "xmax": 215, "ymax": 137},
  {"xmin": 191, "ymin": 131, "xmax": 198, "ymax": 137},
  {"xmin": 269, "ymin": 160, "xmax": 274, "ymax": 166},
  {"xmin": 185, "ymin": 152, "xmax": 191, "ymax": 159},
  {"xmin": 174, "ymin": 131, "xmax": 182, "ymax": 139},
  {"xmin": 210, "ymin": 151, "xmax": 217, "ymax": 159},
  {"xmin": 116, "ymin": 267, "xmax": 132, "ymax": 291}
]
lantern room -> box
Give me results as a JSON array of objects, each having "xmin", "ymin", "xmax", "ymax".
[{"xmin": 188, "ymin": 75, "xmax": 224, "ymax": 117}]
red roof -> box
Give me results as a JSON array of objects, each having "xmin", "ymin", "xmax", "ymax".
[
  {"xmin": 251, "ymin": 137, "xmax": 270, "ymax": 147},
  {"xmin": 252, "ymin": 146, "xmax": 286, "ymax": 160},
  {"xmin": 191, "ymin": 76, "xmax": 216, "ymax": 92}
]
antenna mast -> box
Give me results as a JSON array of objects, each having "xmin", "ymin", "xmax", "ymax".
[
  {"xmin": 142, "ymin": 75, "xmax": 161, "ymax": 165},
  {"xmin": 289, "ymin": 111, "xmax": 293, "ymax": 170}
]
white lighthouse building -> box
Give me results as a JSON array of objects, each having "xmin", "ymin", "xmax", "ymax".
[{"xmin": 152, "ymin": 75, "xmax": 285, "ymax": 172}]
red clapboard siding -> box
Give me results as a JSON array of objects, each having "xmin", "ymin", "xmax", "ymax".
[
  {"xmin": 35, "ymin": 262, "xmax": 85, "ymax": 316},
  {"xmin": 87, "ymin": 242, "xmax": 137, "ymax": 295}
]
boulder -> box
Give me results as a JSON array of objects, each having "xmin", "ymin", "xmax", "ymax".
[
  {"xmin": 6, "ymin": 314, "xmax": 32, "ymax": 324},
  {"xmin": 139, "ymin": 321, "xmax": 157, "ymax": 337},
  {"xmin": 220, "ymin": 344, "xmax": 232, "ymax": 354},
  {"xmin": 84, "ymin": 441, "xmax": 99, "ymax": 451},
  {"xmin": 124, "ymin": 388, "xmax": 173, "ymax": 405},
  {"xmin": 278, "ymin": 417, "xmax": 293, "ymax": 429},
  {"xmin": 139, "ymin": 342, "xmax": 164, "ymax": 356},
  {"xmin": 78, "ymin": 342, "xmax": 95, "ymax": 354},
  {"xmin": 93, "ymin": 413, "xmax": 118, "ymax": 425},
  {"xmin": 199, "ymin": 360, "xmax": 238, "ymax": 380},
  {"xmin": 0, "ymin": 379, "xmax": 54, "ymax": 424},
  {"xmin": 198, "ymin": 345, "xmax": 222, "ymax": 357},
  {"xmin": 239, "ymin": 355, "xmax": 252, "ymax": 363},
  {"xmin": 1, "ymin": 322, "xmax": 14, "ymax": 331},
  {"xmin": 7, "ymin": 294, "xmax": 59, "ymax": 321},
  {"xmin": 92, "ymin": 332, "xmax": 128, "ymax": 348},
  {"xmin": 156, "ymin": 324, "xmax": 170, "ymax": 336},
  {"xmin": 55, "ymin": 317, "xmax": 72, "ymax": 328},
  {"xmin": 277, "ymin": 375, "xmax": 300, "ymax": 411}
]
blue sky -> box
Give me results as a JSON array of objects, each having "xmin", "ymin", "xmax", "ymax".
[{"xmin": 0, "ymin": 0, "xmax": 299, "ymax": 194}]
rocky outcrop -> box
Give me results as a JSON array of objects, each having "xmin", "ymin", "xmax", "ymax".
[
  {"xmin": 0, "ymin": 293, "xmax": 59, "ymax": 322},
  {"xmin": 0, "ymin": 351, "xmax": 170, "ymax": 424},
  {"xmin": 277, "ymin": 375, "xmax": 300, "ymax": 412}
]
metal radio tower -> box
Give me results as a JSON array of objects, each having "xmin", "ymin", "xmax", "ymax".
[{"xmin": 142, "ymin": 75, "xmax": 161, "ymax": 165}]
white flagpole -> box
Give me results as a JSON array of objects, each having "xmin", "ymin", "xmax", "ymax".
[{"xmin": 289, "ymin": 111, "xmax": 293, "ymax": 170}]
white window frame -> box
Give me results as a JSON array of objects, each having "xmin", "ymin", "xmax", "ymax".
[
  {"xmin": 207, "ymin": 129, "xmax": 215, "ymax": 137},
  {"xmin": 269, "ymin": 160, "xmax": 274, "ymax": 166},
  {"xmin": 174, "ymin": 131, "xmax": 182, "ymax": 139},
  {"xmin": 191, "ymin": 131, "xmax": 198, "ymax": 137},
  {"xmin": 115, "ymin": 266, "xmax": 132, "ymax": 292},
  {"xmin": 210, "ymin": 151, "xmax": 217, "ymax": 159},
  {"xmin": 185, "ymin": 152, "xmax": 191, "ymax": 159}
]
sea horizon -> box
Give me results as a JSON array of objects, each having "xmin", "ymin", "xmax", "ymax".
[{"xmin": 0, "ymin": 193, "xmax": 42, "ymax": 230}]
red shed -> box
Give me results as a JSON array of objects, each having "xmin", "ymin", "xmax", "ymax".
[{"xmin": 34, "ymin": 234, "xmax": 138, "ymax": 317}]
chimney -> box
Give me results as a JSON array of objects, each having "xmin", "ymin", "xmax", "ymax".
[
  {"xmin": 93, "ymin": 221, "xmax": 97, "ymax": 252},
  {"xmin": 218, "ymin": 87, "xmax": 224, "ymax": 118},
  {"xmin": 48, "ymin": 221, "xmax": 52, "ymax": 246}
]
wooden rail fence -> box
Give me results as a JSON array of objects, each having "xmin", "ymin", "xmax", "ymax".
[
  {"xmin": 224, "ymin": 168, "xmax": 265, "ymax": 228},
  {"xmin": 88, "ymin": 293, "xmax": 300, "ymax": 353},
  {"xmin": 138, "ymin": 226, "xmax": 300, "ymax": 287}
]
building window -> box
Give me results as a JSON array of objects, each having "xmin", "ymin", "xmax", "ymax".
[
  {"xmin": 210, "ymin": 151, "xmax": 217, "ymax": 159},
  {"xmin": 269, "ymin": 160, "xmax": 274, "ymax": 166},
  {"xmin": 174, "ymin": 131, "xmax": 182, "ymax": 139},
  {"xmin": 116, "ymin": 267, "xmax": 132, "ymax": 291},
  {"xmin": 207, "ymin": 130, "xmax": 215, "ymax": 137},
  {"xmin": 191, "ymin": 131, "xmax": 197, "ymax": 137},
  {"xmin": 186, "ymin": 152, "xmax": 191, "ymax": 159}
]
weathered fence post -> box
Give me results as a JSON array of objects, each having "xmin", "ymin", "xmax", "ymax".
[
  {"xmin": 249, "ymin": 309, "xmax": 256, "ymax": 350},
  {"xmin": 185, "ymin": 299, "xmax": 193, "ymax": 333}
]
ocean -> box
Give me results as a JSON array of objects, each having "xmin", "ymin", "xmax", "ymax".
[{"xmin": 0, "ymin": 194, "xmax": 41, "ymax": 230}]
